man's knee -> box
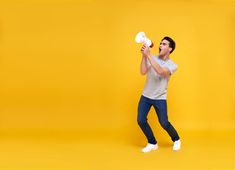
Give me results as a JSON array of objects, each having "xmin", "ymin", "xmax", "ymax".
[
  {"xmin": 160, "ymin": 121, "xmax": 171, "ymax": 130},
  {"xmin": 137, "ymin": 119, "xmax": 147, "ymax": 126}
]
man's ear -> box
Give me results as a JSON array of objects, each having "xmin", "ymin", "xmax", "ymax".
[{"xmin": 169, "ymin": 47, "xmax": 172, "ymax": 53}]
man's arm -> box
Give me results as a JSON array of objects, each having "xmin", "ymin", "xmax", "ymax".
[
  {"xmin": 141, "ymin": 45, "xmax": 171, "ymax": 77},
  {"xmin": 140, "ymin": 55, "xmax": 149, "ymax": 75},
  {"xmin": 146, "ymin": 55, "xmax": 171, "ymax": 77}
]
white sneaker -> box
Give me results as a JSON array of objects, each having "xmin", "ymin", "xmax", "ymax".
[
  {"xmin": 173, "ymin": 140, "xmax": 181, "ymax": 151},
  {"xmin": 141, "ymin": 143, "xmax": 158, "ymax": 153}
]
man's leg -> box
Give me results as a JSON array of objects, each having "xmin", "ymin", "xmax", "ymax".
[
  {"xmin": 137, "ymin": 96, "xmax": 157, "ymax": 144},
  {"xmin": 153, "ymin": 100, "xmax": 180, "ymax": 142}
]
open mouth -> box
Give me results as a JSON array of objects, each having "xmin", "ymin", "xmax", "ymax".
[{"xmin": 159, "ymin": 48, "xmax": 162, "ymax": 53}]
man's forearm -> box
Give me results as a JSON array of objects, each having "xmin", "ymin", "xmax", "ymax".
[
  {"xmin": 146, "ymin": 55, "xmax": 170, "ymax": 77},
  {"xmin": 140, "ymin": 55, "xmax": 148, "ymax": 75}
]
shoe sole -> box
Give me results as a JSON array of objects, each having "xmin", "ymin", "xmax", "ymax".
[{"xmin": 141, "ymin": 147, "xmax": 158, "ymax": 153}]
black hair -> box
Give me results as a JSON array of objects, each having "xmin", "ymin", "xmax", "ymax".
[{"xmin": 162, "ymin": 36, "xmax": 176, "ymax": 53}]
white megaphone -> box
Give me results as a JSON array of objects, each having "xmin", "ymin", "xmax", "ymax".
[{"xmin": 135, "ymin": 32, "xmax": 154, "ymax": 48}]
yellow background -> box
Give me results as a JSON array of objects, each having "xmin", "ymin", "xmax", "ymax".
[{"xmin": 0, "ymin": 0, "xmax": 235, "ymax": 169}]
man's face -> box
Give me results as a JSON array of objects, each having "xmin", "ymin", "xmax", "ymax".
[{"xmin": 159, "ymin": 39, "xmax": 172, "ymax": 56}]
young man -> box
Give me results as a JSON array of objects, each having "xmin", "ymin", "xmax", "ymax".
[{"xmin": 137, "ymin": 36, "xmax": 181, "ymax": 153}]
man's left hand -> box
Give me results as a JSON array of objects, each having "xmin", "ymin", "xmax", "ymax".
[{"xmin": 141, "ymin": 45, "xmax": 151, "ymax": 57}]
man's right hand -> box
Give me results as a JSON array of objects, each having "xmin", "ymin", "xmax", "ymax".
[{"xmin": 141, "ymin": 45, "xmax": 150, "ymax": 58}]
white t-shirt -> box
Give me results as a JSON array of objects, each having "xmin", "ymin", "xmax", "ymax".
[{"xmin": 142, "ymin": 55, "xmax": 178, "ymax": 100}]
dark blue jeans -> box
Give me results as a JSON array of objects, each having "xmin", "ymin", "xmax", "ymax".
[{"xmin": 137, "ymin": 95, "xmax": 180, "ymax": 144}]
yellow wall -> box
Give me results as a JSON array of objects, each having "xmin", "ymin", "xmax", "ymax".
[{"xmin": 0, "ymin": 0, "xmax": 235, "ymax": 134}]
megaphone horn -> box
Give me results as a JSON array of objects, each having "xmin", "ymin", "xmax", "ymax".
[{"xmin": 135, "ymin": 32, "xmax": 154, "ymax": 48}]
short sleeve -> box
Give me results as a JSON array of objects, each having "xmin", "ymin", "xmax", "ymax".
[{"xmin": 167, "ymin": 61, "xmax": 178, "ymax": 75}]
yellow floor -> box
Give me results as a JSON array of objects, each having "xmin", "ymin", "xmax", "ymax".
[{"xmin": 0, "ymin": 130, "xmax": 234, "ymax": 170}]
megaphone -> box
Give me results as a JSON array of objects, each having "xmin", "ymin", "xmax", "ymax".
[{"xmin": 135, "ymin": 32, "xmax": 154, "ymax": 48}]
